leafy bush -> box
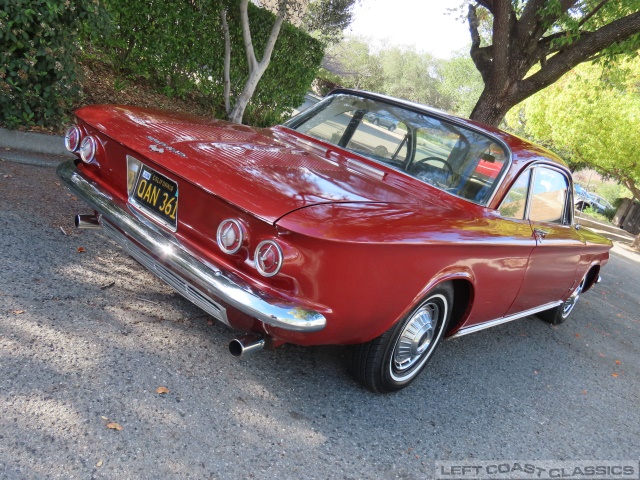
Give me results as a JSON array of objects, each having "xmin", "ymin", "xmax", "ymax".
[
  {"xmin": 582, "ymin": 207, "xmax": 614, "ymax": 223},
  {"xmin": 0, "ymin": 0, "xmax": 105, "ymax": 129},
  {"xmin": 96, "ymin": 0, "xmax": 324, "ymax": 125}
]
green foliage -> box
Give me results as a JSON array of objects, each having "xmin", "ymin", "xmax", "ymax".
[
  {"xmin": 0, "ymin": 0, "xmax": 105, "ymax": 129},
  {"xmin": 582, "ymin": 206, "xmax": 615, "ymax": 223},
  {"xmin": 96, "ymin": 0, "xmax": 324, "ymax": 126},
  {"xmin": 318, "ymin": 37, "xmax": 482, "ymax": 116},
  {"xmin": 302, "ymin": 0, "xmax": 359, "ymax": 44},
  {"xmin": 504, "ymin": 58, "xmax": 640, "ymax": 200},
  {"xmin": 437, "ymin": 50, "xmax": 483, "ymax": 117},
  {"xmin": 545, "ymin": 0, "xmax": 640, "ymax": 65},
  {"xmin": 593, "ymin": 182, "xmax": 632, "ymax": 206}
]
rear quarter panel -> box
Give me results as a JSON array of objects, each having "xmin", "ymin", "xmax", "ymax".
[{"xmin": 274, "ymin": 202, "xmax": 538, "ymax": 345}]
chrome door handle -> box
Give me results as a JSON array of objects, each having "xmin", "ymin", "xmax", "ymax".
[{"xmin": 533, "ymin": 228, "xmax": 549, "ymax": 239}]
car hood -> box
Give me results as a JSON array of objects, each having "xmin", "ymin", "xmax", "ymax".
[{"xmin": 78, "ymin": 105, "xmax": 429, "ymax": 223}]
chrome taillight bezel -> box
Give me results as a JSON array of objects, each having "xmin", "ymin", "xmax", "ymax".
[
  {"xmin": 254, "ymin": 240, "xmax": 284, "ymax": 277},
  {"xmin": 79, "ymin": 135, "xmax": 97, "ymax": 164},
  {"xmin": 64, "ymin": 126, "xmax": 81, "ymax": 152},
  {"xmin": 216, "ymin": 219, "xmax": 245, "ymax": 254}
]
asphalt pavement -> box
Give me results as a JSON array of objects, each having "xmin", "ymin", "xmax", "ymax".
[{"xmin": 0, "ymin": 140, "xmax": 639, "ymax": 479}]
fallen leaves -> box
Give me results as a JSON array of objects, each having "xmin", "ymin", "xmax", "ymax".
[
  {"xmin": 612, "ymin": 373, "xmax": 619, "ymax": 378},
  {"xmin": 156, "ymin": 386, "xmax": 170, "ymax": 394},
  {"xmin": 102, "ymin": 415, "xmax": 123, "ymax": 431},
  {"xmin": 12, "ymin": 310, "xmax": 25, "ymax": 315},
  {"xmin": 77, "ymin": 246, "xmax": 86, "ymax": 253},
  {"xmin": 96, "ymin": 460, "xmax": 103, "ymax": 468},
  {"xmin": 615, "ymin": 360, "xmax": 621, "ymax": 365}
]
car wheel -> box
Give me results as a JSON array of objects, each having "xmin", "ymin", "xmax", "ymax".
[
  {"xmin": 388, "ymin": 124, "xmax": 396, "ymax": 132},
  {"xmin": 372, "ymin": 118, "xmax": 379, "ymax": 126},
  {"xmin": 349, "ymin": 282, "xmax": 453, "ymax": 393},
  {"xmin": 538, "ymin": 276, "xmax": 586, "ymax": 325}
]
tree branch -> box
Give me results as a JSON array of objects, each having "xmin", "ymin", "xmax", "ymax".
[
  {"xmin": 239, "ymin": 0, "xmax": 258, "ymax": 72},
  {"xmin": 475, "ymin": 0, "xmax": 495, "ymax": 13},
  {"xmin": 517, "ymin": 0, "xmax": 548, "ymax": 44},
  {"xmin": 256, "ymin": 1, "xmax": 286, "ymax": 68},
  {"xmin": 491, "ymin": 0, "xmax": 515, "ymax": 84},
  {"xmin": 578, "ymin": 0, "xmax": 610, "ymax": 28},
  {"xmin": 519, "ymin": 10, "xmax": 640, "ymax": 100},
  {"xmin": 468, "ymin": 4, "xmax": 493, "ymax": 83},
  {"xmin": 221, "ymin": 9, "xmax": 231, "ymax": 115}
]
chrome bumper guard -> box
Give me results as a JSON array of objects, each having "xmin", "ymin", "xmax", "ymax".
[{"xmin": 57, "ymin": 161, "xmax": 326, "ymax": 332}]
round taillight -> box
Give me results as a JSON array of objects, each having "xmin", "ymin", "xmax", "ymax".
[
  {"xmin": 64, "ymin": 126, "xmax": 81, "ymax": 152},
  {"xmin": 79, "ymin": 136, "xmax": 97, "ymax": 164},
  {"xmin": 254, "ymin": 240, "xmax": 283, "ymax": 277},
  {"xmin": 216, "ymin": 219, "xmax": 245, "ymax": 254}
]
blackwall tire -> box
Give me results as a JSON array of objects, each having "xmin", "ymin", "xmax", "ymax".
[
  {"xmin": 349, "ymin": 282, "xmax": 453, "ymax": 393},
  {"xmin": 538, "ymin": 276, "xmax": 586, "ymax": 325}
]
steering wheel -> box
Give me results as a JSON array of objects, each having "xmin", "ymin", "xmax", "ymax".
[
  {"xmin": 409, "ymin": 157, "xmax": 455, "ymax": 188},
  {"xmin": 414, "ymin": 157, "xmax": 454, "ymax": 174}
]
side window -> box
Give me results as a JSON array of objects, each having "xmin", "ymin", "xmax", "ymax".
[
  {"xmin": 529, "ymin": 167, "xmax": 569, "ymax": 224},
  {"xmin": 498, "ymin": 170, "xmax": 531, "ymax": 219}
]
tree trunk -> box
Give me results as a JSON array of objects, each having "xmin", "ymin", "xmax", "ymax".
[
  {"xmin": 221, "ymin": 9, "xmax": 231, "ymax": 116},
  {"xmin": 225, "ymin": 0, "xmax": 285, "ymax": 124},
  {"xmin": 469, "ymin": 86, "xmax": 514, "ymax": 126},
  {"xmin": 228, "ymin": 63, "xmax": 269, "ymax": 123},
  {"xmin": 633, "ymin": 233, "xmax": 640, "ymax": 251}
]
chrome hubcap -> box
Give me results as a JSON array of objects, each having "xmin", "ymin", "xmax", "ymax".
[
  {"xmin": 562, "ymin": 278, "xmax": 585, "ymax": 318},
  {"xmin": 393, "ymin": 303, "xmax": 439, "ymax": 372}
]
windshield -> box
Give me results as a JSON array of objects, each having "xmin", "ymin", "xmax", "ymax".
[{"xmin": 284, "ymin": 93, "xmax": 509, "ymax": 206}]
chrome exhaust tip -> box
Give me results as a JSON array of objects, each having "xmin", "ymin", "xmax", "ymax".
[
  {"xmin": 75, "ymin": 214, "xmax": 101, "ymax": 229},
  {"xmin": 229, "ymin": 334, "xmax": 265, "ymax": 357}
]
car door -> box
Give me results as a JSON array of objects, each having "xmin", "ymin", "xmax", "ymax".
[{"xmin": 506, "ymin": 165, "xmax": 584, "ymax": 315}]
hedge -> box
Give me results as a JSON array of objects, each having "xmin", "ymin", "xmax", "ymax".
[
  {"xmin": 0, "ymin": 0, "xmax": 105, "ymax": 129},
  {"xmin": 97, "ymin": 0, "xmax": 324, "ymax": 125},
  {"xmin": 0, "ymin": 0, "xmax": 323, "ymax": 129}
]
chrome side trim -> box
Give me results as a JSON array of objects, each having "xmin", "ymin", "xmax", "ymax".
[
  {"xmin": 449, "ymin": 301, "xmax": 563, "ymax": 339},
  {"xmin": 57, "ymin": 160, "xmax": 327, "ymax": 333},
  {"xmin": 346, "ymin": 159, "xmax": 386, "ymax": 180}
]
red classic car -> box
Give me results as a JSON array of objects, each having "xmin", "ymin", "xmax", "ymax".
[{"xmin": 58, "ymin": 89, "xmax": 612, "ymax": 393}]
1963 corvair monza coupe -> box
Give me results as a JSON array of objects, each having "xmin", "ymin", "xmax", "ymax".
[{"xmin": 58, "ymin": 89, "xmax": 611, "ymax": 392}]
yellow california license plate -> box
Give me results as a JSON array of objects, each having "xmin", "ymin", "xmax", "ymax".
[{"xmin": 132, "ymin": 164, "xmax": 178, "ymax": 229}]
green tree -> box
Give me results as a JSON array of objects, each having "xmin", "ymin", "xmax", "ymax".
[
  {"xmin": 505, "ymin": 59, "xmax": 640, "ymax": 247},
  {"xmin": 319, "ymin": 38, "xmax": 454, "ymax": 110},
  {"xmin": 321, "ymin": 37, "xmax": 384, "ymax": 90},
  {"xmin": 302, "ymin": 0, "xmax": 360, "ymax": 44},
  {"xmin": 222, "ymin": 0, "xmax": 359, "ymax": 123},
  {"xmin": 463, "ymin": 0, "xmax": 640, "ymax": 126},
  {"xmin": 437, "ymin": 51, "xmax": 484, "ymax": 117}
]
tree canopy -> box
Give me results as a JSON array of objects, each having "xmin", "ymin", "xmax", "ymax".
[
  {"xmin": 505, "ymin": 58, "xmax": 640, "ymax": 202},
  {"xmin": 464, "ymin": 0, "xmax": 640, "ymax": 126},
  {"xmin": 319, "ymin": 38, "xmax": 484, "ymax": 116}
]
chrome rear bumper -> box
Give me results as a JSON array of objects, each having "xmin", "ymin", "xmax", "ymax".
[{"xmin": 56, "ymin": 161, "xmax": 326, "ymax": 332}]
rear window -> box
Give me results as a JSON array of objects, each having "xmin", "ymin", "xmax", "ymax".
[{"xmin": 285, "ymin": 93, "xmax": 509, "ymax": 206}]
